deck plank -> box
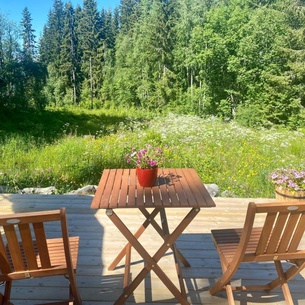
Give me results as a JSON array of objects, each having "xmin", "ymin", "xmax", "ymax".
[{"xmin": 0, "ymin": 194, "xmax": 305, "ymax": 305}]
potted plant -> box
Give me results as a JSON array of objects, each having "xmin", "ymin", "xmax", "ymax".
[
  {"xmin": 125, "ymin": 144, "xmax": 164, "ymax": 187},
  {"xmin": 269, "ymin": 168, "xmax": 305, "ymax": 201}
]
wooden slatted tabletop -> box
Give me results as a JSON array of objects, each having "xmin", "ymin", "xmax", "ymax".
[{"xmin": 91, "ymin": 168, "xmax": 216, "ymax": 210}]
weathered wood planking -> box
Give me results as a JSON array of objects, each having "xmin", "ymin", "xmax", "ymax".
[{"xmin": 0, "ymin": 194, "xmax": 305, "ymax": 305}]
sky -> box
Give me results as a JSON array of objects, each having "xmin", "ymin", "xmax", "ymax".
[{"xmin": 0, "ymin": 0, "xmax": 121, "ymax": 37}]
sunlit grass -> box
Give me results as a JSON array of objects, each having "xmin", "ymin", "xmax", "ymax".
[{"xmin": 0, "ymin": 110, "xmax": 304, "ymax": 197}]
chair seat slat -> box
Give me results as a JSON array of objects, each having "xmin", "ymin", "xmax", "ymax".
[
  {"xmin": 256, "ymin": 212, "xmax": 276, "ymax": 255},
  {"xmin": 289, "ymin": 213, "xmax": 305, "ymax": 251},
  {"xmin": 266, "ymin": 213, "xmax": 289, "ymax": 253},
  {"xmin": 4, "ymin": 226, "xmax": 25, "ymax": 271},
  {"xmin": 33, "ymin": 222, "xmax": 51, "ymax": 268},
  {"xmin": 19, "ymin": 223, "xmax": 39, "ymax": 270},
  {"xmin": 277, "ymin": 213, "xmax": 300, "ymax": 252}
]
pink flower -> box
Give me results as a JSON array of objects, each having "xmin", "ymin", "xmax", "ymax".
[
  {"xmin": 125, "ymin": 144, "xmax": 164, "ymax": 169},
  {"xmin": 270, "ymin": 168, "xmax": 305, "ymax": 191}
]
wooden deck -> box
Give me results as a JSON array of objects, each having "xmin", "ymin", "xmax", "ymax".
[{"xmin": 0, "ymin": 194, "xmax": 305, "ymax": 305}]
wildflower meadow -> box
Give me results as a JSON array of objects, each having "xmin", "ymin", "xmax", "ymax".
[{"xmin": 0, "ymin": 108, "xmax": 304, "ymax": 197}]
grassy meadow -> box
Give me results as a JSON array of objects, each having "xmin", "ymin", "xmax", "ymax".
[{"xmin": 0, "ymin": 107, "xmax": 304, "ymax": 198}]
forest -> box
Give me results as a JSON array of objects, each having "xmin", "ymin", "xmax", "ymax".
[{"xmin": 1, "ymin": 0, "xmax": 305, "ymax": 128}]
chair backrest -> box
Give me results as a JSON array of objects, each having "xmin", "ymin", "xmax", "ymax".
[
  {"xmin": 0, "ymin": 208, "xmax": 73, "ymax": 280},
  {"xmin": 239, "ymin": 201, "xmax": 305, "ymax": 262}
]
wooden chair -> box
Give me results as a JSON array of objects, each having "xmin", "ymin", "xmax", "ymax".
[
  {"xmin": 210, "ymin": 201, "xmax": 305, "ymax": 305},
  {"xmin": 0, "ymin": 208, "xmax": 82, "ymax": 305}
]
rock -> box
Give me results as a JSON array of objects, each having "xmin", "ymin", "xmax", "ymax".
[
  {"xmin": 21, "ymin": 186, "xmax": 57, "ymax": 195},
  {"xmin": 67, "ymin": 185, "xmax": 97, "ymax": 195},
  {"xmin": 205, "ymin": 183, "xmax": 219, "ymax": 197},
  {"xmin": 220, "ymin": 190, "xmax": 238, "ymax": 198},
  {"xmin": 8, "ymin": 183, "xmax": 220, "ymax": 197}
]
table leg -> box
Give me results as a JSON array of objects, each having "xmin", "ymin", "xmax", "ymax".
[
  {"xmin": 140, "ymin": 207, "xmax": 191, "ymax": 267},
  {"xmin": 108, "ymin": 206, "xmax": 190, "ymax": 270},
  {"xmin": 107, "ymin": 208, "xmax": 160, "ymax": 271},
  {"xmin": 160, "ymin": 208, "xmax": 187, "ymax": 299},
  {"xmin": 106, "ymin": 207, "xmax": 200, "ymax": 305},
  {"xmin": 123, "ymin": 243, "xmax": 131, "ymax": 288}
]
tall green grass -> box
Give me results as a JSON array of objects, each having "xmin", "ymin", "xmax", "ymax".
[{"xmin": 0, "ymin": 109, "xmax": 304, "ymax": 197}]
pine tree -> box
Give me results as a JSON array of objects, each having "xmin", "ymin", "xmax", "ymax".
[
  {"xmin": 117, "ymin": 0, "xmax": 176, "ymax": 107},
  {"xmin": 77, "ymin": 0, "xmax": 102, "ymax": 107},
  {"xmin": 60, "ymin": 2, "xmax": 80, "ymax": 105},
  {"xmin": 20, "ymin": 7, "xmax": 47, "ymax": 109},
  {"xmin": 20, "ymin": 7, "xmax": 36, "ymax": 61},
  {"xmin": 39, "ymin": 0, "xmax": 65, "ymax": 66},
  {"xmin": 119, "ymin": 0, "xmax": 141, "ymax": 34},
  {"xmin": 0, "ymin": 13, "xmax": 6, "ymax": 106},
  {"xmin": 39, "ymin": 0, "xmax": 65, "ymax": 105}
]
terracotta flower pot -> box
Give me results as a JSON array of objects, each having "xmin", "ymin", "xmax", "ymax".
[{"xmin": 136, "ymin": 167, "xmax": 158, "ymax": 187}]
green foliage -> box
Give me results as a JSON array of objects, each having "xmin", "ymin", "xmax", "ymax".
[
  {"xmin": 235, "ymin": 104, "xmax": 265, "ymax": 127},
  {"xmin": 3, "ymin": 0, "xmax": 305, "ymax": 127}
]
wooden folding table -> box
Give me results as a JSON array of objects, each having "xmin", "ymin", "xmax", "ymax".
[{"xmin": 91, "ymin": 168, "xmax": 215, "ymax": 305}]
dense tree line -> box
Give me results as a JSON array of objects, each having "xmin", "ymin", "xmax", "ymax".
[{"xmin": 1, "ymin": 0, "xmax": 305, "ymax": 127}]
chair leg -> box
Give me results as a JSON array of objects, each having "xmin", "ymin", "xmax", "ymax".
[
  {"xmin": 3, "ymin": 281, "xmax": 13, "ymax": 305},
  {"xmin": 210, "ymin": 258, "xmax": 236, "ymax": 298},
  {"xmin": 281, "ymin": 282, "xmax": 294, "ymax": 305},
  {"xmin": 274, "ymin": 261, "xmax": 294, "ymax": 305},
  {"xmin": 225, "ymin": 284, "xmax": 235, "ymax": 305},
  {"xmin": 67, "ymin": 273, "xmax": 82, "ymax": 305},
  {"xmin": 267, "ymin": 260, "xmax": 305, "ymax": 293}
]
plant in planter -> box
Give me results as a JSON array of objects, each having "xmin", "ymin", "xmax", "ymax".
[
  {"xmin": 125, "ymin": 144, "xmax": 164, "ymax": 187},
  {"xmin": 270, "ymin": 168, "xmax": 305, "ymax": 201}
]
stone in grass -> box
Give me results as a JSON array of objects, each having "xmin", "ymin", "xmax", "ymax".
[
  {"xmin": 17, "ymin": 183, "xmax": 218, "ymax": 197},
  {"xmin": 21, "ymin": 186, "xmax": 57, "ymax": 195},
  {"xmin": 205, "ymin": 183, "xmax": 219, "ymax": 197},
  {"xmin": 67, "ymin": 185, "xmax": 97, "ymax": 195}
]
